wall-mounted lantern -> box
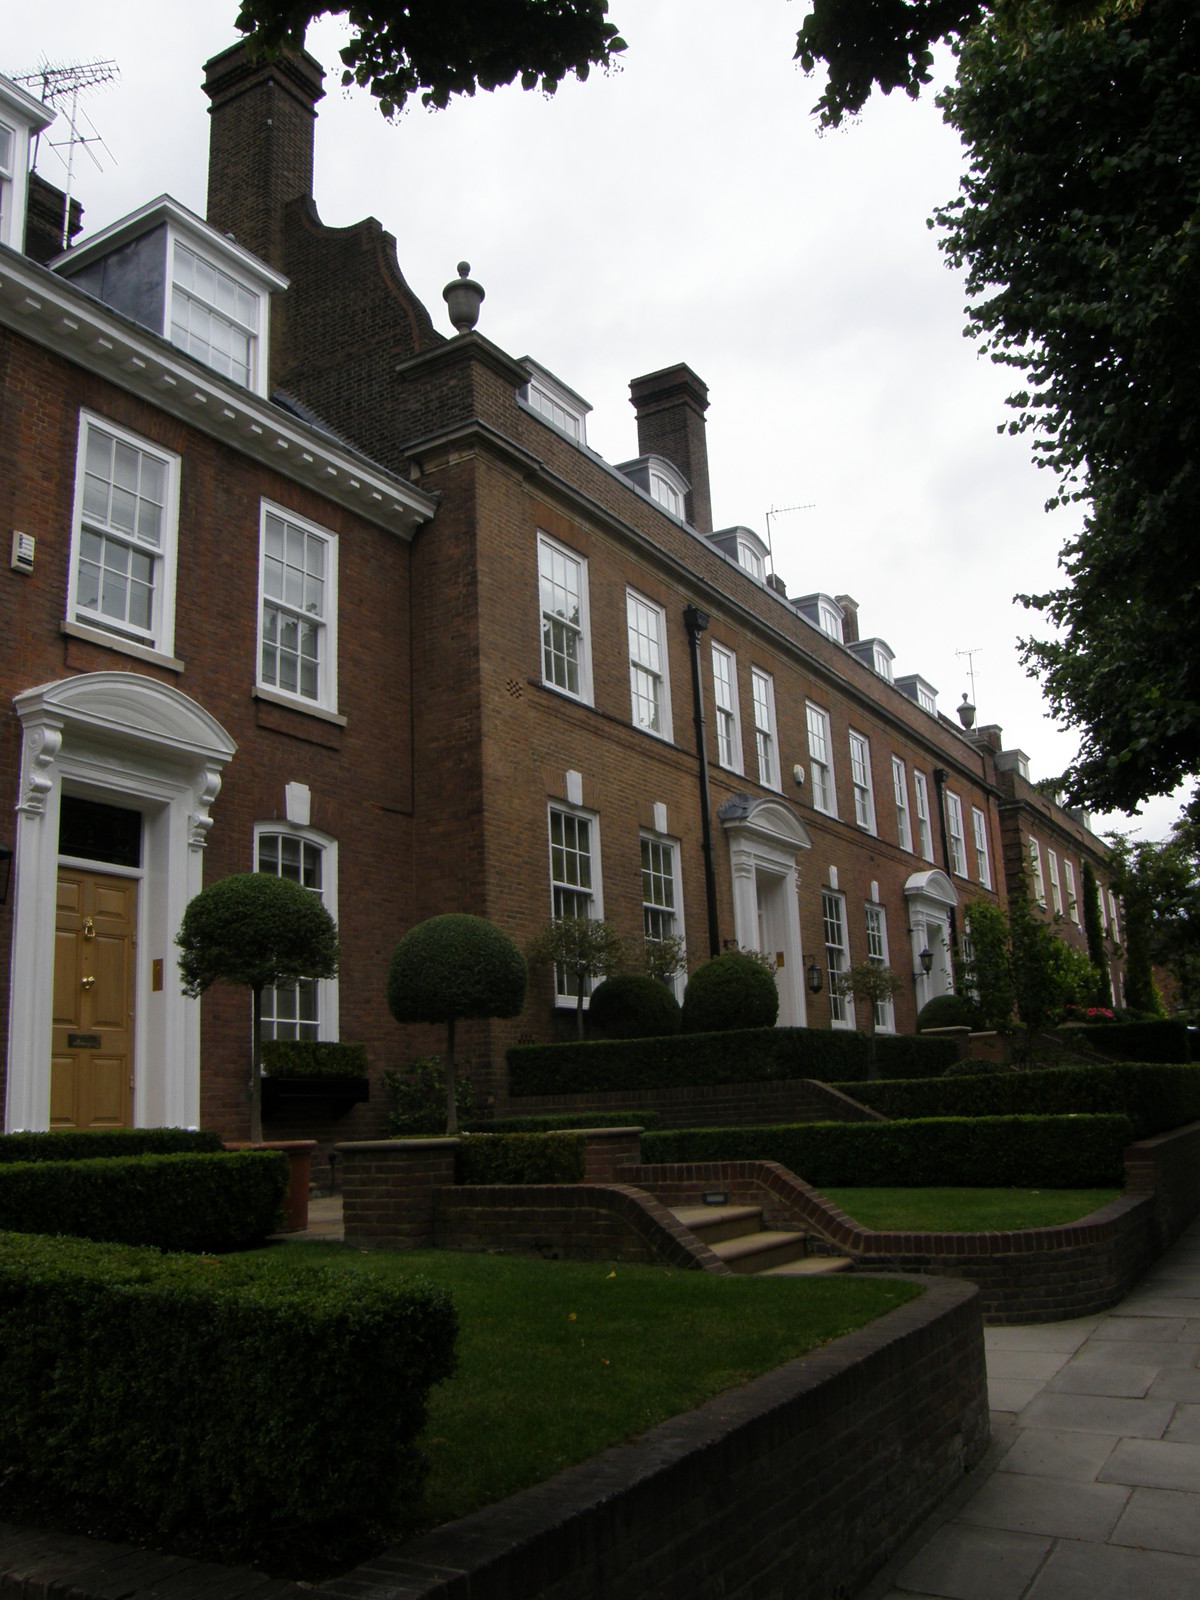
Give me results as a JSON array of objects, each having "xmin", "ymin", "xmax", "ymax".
[
  {"xmin": 919, "ymin": 947, "xmax": 934, "ymax": 975},
  {"xmin": 806, "ymin": 957, "xmax": 824, "ymax": 995}
]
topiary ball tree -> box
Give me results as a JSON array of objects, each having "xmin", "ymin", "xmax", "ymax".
[
  {"xmin": 915, "ymin": 993, "xmax": 984, "ymax": 1033},
  {"xmin": 386, "ymin": 914, "xmax": 527, "ymax": 1134},
  {"xmin": 681, "ymin": 951, "xmax": 779, "ymax": 1034},
  {"xmin": 177, "ymin": 872, "xmax": 339, "ymax": 1144},
  {"xmin": 588, "ymin": 973, "xmax": 682, "ymax": 1039}
]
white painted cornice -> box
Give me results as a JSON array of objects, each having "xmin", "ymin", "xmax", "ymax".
[{"xmin": 0, "ymin": 246, "xmax": 436, "ymax": 539}]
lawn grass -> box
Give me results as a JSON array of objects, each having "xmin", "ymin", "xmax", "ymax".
[
  {"xmin": 247, "ymin": 1243, "xmax": 920, "ymax": 1534},
  {"xmin": 820, "ymin": 1187, "xmax": 1120, "ymax": 1232}
]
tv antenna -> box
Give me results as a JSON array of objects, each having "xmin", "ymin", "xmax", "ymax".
[
  {"xmin": 763, "ymin": 501, "xmax": 816, "ymax": 582},
  {"xmin": 956, "ymin": 646, "xmax": 982, "ymax": 704},
  {"xmin": 15, "ymin": 58, "xmax": 121, "ymax": 248}
]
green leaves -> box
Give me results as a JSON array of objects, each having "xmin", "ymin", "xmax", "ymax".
[
  {"xmin": 236, "ymin": 0, "xmax": 626, "ymax": 117},
  {"xmin": 176, "ymin": 871, "xmax": 339, "ymax": 997}
]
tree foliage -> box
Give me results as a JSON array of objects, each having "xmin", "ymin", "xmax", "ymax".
[
  {"xmin": 527, "ymin": 916, "xmax": 625, "ymax": 1039},
  {"xmin": 1107, "ymin": 821, "xmax": 1200, "ymax": 1013},
  {"xmin": 1081, "ymin": 861, "xmax": 1113, "ymax": 1006},
  {"xmin": 794, "ymin": 0, "xmax": 1120, "ymax": 126},
  {"xmin": 962, "ymin": 898, "xmax": 1016, "ymax": 1031},
  {"xmin": 234, "ymin": 0, "xmax": 626, "ymax": 117},
  {"xmin": 933, "ymin": 0, "xmax": 1200, "ymax": 816},
  {"xmin": 176, "ymin": 872, "xmax": 339, "ymax": 1142},
  {"xmin": 386, "ymin": 914, "xmax": 527, "ymax": 1133}
]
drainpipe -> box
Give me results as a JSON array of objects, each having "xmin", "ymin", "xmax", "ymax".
[
  {"xmin": 932, "ymin": 766, "xmax": 960, "ymax": 956},
  {"xmin": 684, "ymin": 605, "xmax": 721, "ymax": 957}
]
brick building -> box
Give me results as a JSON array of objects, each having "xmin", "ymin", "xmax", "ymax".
[{"xmin": 0, "ymin": 45, "xmax": 1123, "ymax": 1140}]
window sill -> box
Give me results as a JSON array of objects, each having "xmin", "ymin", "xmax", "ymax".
[
  {"xmin": 62, "ymin": 620, "xmax": 184, "ymax": 672},
  {"xmin": 253, "ymin": 686, "xmax": 347, "ymax": 727},
  {"xmin": 541, "ymin": 679, "xmax": 594, "ymax": 709}
]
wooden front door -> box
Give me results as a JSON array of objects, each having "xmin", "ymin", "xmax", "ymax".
[{"xmin": 51, "ymin": 869, "xmax": 137, "ymax": 1128}]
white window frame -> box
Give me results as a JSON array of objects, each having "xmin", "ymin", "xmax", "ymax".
[
  {"xmin": 823, "ymin": 889, "xmax": 851, "ymax": 1028},
  {"xmin": 1108, "ymin": 890, "xmax": 1120, "ymax": 943},
  {"xmin": 1099, "ymin": 883, "xmax": 1109, "ymax": 933},
  {"xmin": 254, "ymin": 823, "xmax": 339, "ymax": 1042},
  {"xmin": 66, "ymin": 410, "xmax": 181, "ymax": 661},
  {"xmin": 1064, "ymin": 859, "xmax": 1080, "ymax": 924},
  {"xmin": 170, "ymin": 236, "xmax": 262, "ymax": 391},
  {"xmin": 873, "ymin": 645, "xmax": 894, "ymax": 683},
  {"xmin": 257, "ymin": 502, "xmax": 339, "ymax": 713},
  {"xmin": 972, "ymin": 806, "xmax": 992, "ymax": 889},
  {"xmin": 892, "ymin": 757, "xmax": 913, "ymax": 852},
  {"xmin": 945, "ymin": 791, "xmax": 967, "ymax": 877},
  {"xmin": 917, "ymin": 684, "xmax": 937, "ymax": 715},
  {"xmin": 913, "ymin": 770, "xmax": 934, "ymax": 862},
  {"xmin": 737, "ymin": 539, "xmax": 765, "ymax": 582},
  {"xmin": 751, "ymin": 668, "xmax": 779, "ymax": 790},
  {"xmin": 818, "ymin": 600, "xmax": 844, "ymax": 643},
  {"xmin": 626, "ymin": 590, "xmax": 672, "ymax": 740},
  {"xmin": 548, "ymin": 802, "xmax": 602, "ymax": 1005},
  {"xmin": 1048, "ymin": 850, "xmax": 1063, "ymax": 916},
  {"xmin": 640, "ymin": 832, "xmax": 684, "ymax": 1000},
  {"xmin": 712, "ymin": 643, "xmax": 743, "ymax": 773},
  {"xmin": 649, "ymin": 469, "xmax": 682, "ymax": 518},
  {"xmin": 865, "ymin": 902, "xmax": 895, "ymax": 1033},
  {"xmin": 538, "ymin": 532, "xmax": 592, "ymax": 704},
  {"xmin": 806, "ymin": 703, "xmax": 837, "ymax": 818},
  {"xmin": 849, "ymin": 730, "xmax": 876, "ymax": 834},
  {"xmin": 1030, "ymin": 837, "xmax": 1047, "ymax": 905},
  {"xmin": 0, "ymin": 120, "xmax": 12, "ymax": 247}
]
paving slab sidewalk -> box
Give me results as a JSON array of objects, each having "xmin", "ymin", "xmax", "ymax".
[{"xmin": 860, "ymin": 1218, "xmax": 1200, "ymax": 1600}]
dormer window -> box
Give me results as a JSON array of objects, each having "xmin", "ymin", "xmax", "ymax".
[
  {"xmin": 847, "ymin": 637, "xmax": 895, "ymax": 682},
  {"xmin": 519, "ymin": 360, "xmax": 591, "ymax": 445},
  {"xmin": 650, "ymin": 470, "xmax": 682, "ymax": 518},
  {"xmin": 737, "ymin": 539, "xmax": 764, "ymax": 582},
  {"xmin": 896, "ymin": 674, "xmax": 939, "ymax": 717},
  {"xmin": 0, "ymin": 74, "xmax": 54, "ymax": 253},
  {"xmin": 53, "ymin": 196, "xmax": 286, "ymax": 397},
  {"xmin": 793, "ymin": 593, "xmax": 846, "ymax": 642},
  {"xmin": 171, "ymin": 241, "xmax": 259, "ymax": 387}
]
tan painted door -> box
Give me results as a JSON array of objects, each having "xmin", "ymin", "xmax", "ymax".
[{"xmin": 51, "ymin": 869, "xmax": 136, "ymax": 1128}]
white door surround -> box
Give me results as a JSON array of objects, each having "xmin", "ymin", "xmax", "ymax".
[
  {"xmin": 7, "ymin": 673, "xmax": 236, "ymax": 1131},
  {"xmin": 904, "ymin": 868, "xmax": 959, "ymax": 1014},
  {"xmin": 718, "ymin": 794, "xmax": 813, "ymax": 1028}
]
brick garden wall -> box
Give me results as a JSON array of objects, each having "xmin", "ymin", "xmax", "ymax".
[
  {"xmin": 316, "ymin": 1277, "xmax": 989, "ymax": 1600},
  {"xmin": 507, "ymin": 1076, "xmax": 883, "ymax": 1127}
]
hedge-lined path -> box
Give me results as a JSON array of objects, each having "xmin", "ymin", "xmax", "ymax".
[{"xmin": 864, "ymin": 1216, "xmax": 1200, "ymax": 1600}]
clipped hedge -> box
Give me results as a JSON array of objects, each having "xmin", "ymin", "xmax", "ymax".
[
  {"xmin": 916, "ymin": 994, "xmax": 983, "ymax": 1032},
  {"xmin": 839, "ymin": 1063, "xmax": 1200, "ymax": 1139},
  {"xmin": 872, "ymin": 1034, "xmax": 962, "ymax": 1081},
  {"xmin": 642, "ymin": 1114, "xmax": 1134, "ymax": 1189},
  {"xmin": 682, "ymin": 952, "xmax": 779, "ymax": 1032},
  {"xmin": 456, "ymin": 1132, "xmax": 585, "ymax": 1185},
  {"xmin": 1070, "ymin": 1018, "xmax": 1192, "ymax": 1063},
  {"xmin": 0, "ymin": 1230, "xmax": 456, "ymax": 1570},
  {"xmin": 468, "ymin": 1110, "xmax": 661, "ymax": 1133},
  {"xmin": 509, "ymin": 1026, "xmax": 871, "ymax": 1095},
  {"xmin": 589, "ymin": 973, "xmax": 682, "ymax": 1038},
  {"xmin": 0, "ymin": 1151, "xmax": 288, "ymax": 1252},
  {"xmin": 261, "ymin": 1039, "xmax": 369, "ymax": 1079},
  {"xmin": 0, "ymin": 1128, "xmax": 222, "ymax": 1163}
]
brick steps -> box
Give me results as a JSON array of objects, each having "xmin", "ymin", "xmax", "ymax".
[{"xmin": 673, "ymin": 1202, "xmax": 848, "ymax": 1276}]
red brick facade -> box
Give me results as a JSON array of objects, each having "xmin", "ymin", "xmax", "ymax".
[{"xmin": 0, "ymin": 42, "xmax": 1123, "ymax": 1143}]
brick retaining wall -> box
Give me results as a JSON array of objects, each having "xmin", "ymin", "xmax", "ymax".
[
  {"xmin": 509, "ymin": 1076, "xmax": 884, "ymax": 1127},
  {"xmin": 0, "ymin": 1279, "xmax": 988, "ymax": 1600},
  {"xmin": 316, "ymin": 1277, "xmax": 988, "ymax": 1600}
]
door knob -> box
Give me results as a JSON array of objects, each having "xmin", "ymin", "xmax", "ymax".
[{"xmin": 81, "ymin": 975, "xmax": 95, "ymax": 990}]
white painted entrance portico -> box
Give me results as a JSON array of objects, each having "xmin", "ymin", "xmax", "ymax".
[
  {"xmin": 718, "ymin": 794, "xmax": 813, "ymax": 1028},
  {"xmin": 7, "ymin": 673, "xmax": 236, "ymax": 1131},
  {"xmin": 904, "ymin": 867, "xmax": 959, "ymax": 1012}
]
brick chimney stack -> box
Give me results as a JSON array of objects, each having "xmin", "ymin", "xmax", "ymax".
[
  {"xmin": 202, "ymin": 41, "xmax": 325, "ymax": 273},
  {"xmin": 629, "ymin": 364, "xmax": 713, "ymax": 533}
]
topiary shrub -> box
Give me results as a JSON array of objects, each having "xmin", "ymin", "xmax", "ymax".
[
  {"xmin": 916, "ymin": 993, "xmax": 984, "ymax": 1033},
  {"xmin": 589, "ymin": 973, "xmax": 682, "ymax": 1039},
  {"xmin": 177, "ymin": 872, "xmax": 339, "ymax": 1142},
  {"xmin": 387, "ymin": 914, "xmax": 527, "ymax": 1134},
  {"xmin": 383, "ymin": 1056, "xmax": 478, "ymax": 1135},
  {"xmin": 681, "ymin": 952, "xmax": 779, "ymax": 1033}
]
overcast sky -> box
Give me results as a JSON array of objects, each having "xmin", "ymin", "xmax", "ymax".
[{"xmin": 8, "ymin": 1, "xmax": 1182, "ymax": 842}]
